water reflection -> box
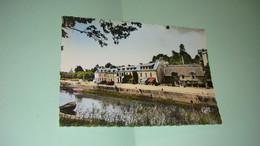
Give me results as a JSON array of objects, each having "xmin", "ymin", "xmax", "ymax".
[{"xmin": 60, "ymin": 90, "xmax": 218, "ymax": 125}]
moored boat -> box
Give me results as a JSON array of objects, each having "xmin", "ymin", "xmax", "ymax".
[
  {"xmin": 72, "ymin": 88, "xmax": 84, "ymax": 92},
  {"xmin": 60, "ymin": 102, "xmax": 76, "ymax": 114},
  {"xmin": 60, "ymin": 86, "xmax": 69, "ymax": 90}
]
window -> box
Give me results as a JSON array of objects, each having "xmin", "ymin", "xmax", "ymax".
[
  {"xmin": 140, "ymin": 73, "xmax": 142, "ymax": 77},
  {"xmin": 182, "ymin": 75, "xmax": 184, "ymax": 79},
  {"xmin": 150, "ymin": 73, "xmax": 152, "ymax": 77},
  {"xmin": 145, "ymin": 73, "xmax": 147, "ymax": 77}
]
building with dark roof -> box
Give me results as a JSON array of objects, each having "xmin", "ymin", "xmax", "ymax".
[
  {"xmin": 94, "ymin": 60, "xmax": 165, "ymax": 83},
  {"xmin": 164, "ymin": 64, "xmax": 204, "ymax": 84}
]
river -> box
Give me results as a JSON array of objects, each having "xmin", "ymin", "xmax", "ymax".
[{"xmin": 60, "ymin": 90, "xmax": 220, "ymax": 126}]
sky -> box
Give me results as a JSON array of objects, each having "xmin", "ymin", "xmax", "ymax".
[{"xmin": 61, "ymin": 18, "xmax": 206, "ymax": 72}]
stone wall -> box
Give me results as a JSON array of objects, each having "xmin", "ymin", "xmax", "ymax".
[{"xmin": 73, "ymin": 84, "xmax": 217, "ymax": 106}]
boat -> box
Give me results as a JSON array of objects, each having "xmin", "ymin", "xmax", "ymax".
[
  {"xmin": 59, "ymin": 102, "xmax": 76, "ymax": 114},
  {"xmin": 72, "ymin": 88, "xmax": 84, "ymax": 92},
  {"xmin": 60, "ymin": 85, "xmax": 69, "ymax": 90}
]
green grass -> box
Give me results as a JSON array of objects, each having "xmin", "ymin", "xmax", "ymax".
[
  {"xmin": 84, "ymin": 90, "xmax": 203, "ymax": 110},
  {"xmin": 210, "ymin": 112, "xmax": 222, "ymax": 124},
  {"xmin": 198, "ymin": 117, "xmax": 209, "ymax": 125},
  {"xmin": 70, "ymin": 78, "xmax": 80, "ymax": 81},
  {"xmin": 136, "ymin": 109, "xmax": 143, "ymax": 114},
  {"xmin": 59, "ymin": 116, "xmax": 125, "ymax": 126}
]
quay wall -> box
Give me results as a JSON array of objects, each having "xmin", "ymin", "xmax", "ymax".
[{"xmin": 61, "ymin": 81, "xmax": 217, "ymax": 106}]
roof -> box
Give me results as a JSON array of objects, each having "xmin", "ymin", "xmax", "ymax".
[
  {"xmin": 147, "ymin": 77, "xmax": 156, "ymax": 82},
  {"xmin": 94, "ymin": 61, "xmax": 159, "ymax": 74},
  {"xmin": 141, "ymin": 78, "xmax": 148, "ymax": 82},
  {"xmin": 140, "ymin": 62, "xmax": 158, "ymax": 70},
  {"xmin": 164, "ymin": 64, "xmax": 204, "ymax": 77}
]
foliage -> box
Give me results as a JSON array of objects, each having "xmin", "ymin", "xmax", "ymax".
[
  {"xmin": 200, "ymin": 64, "xmax": 213, "ymax": 87},
  {"xmin": 150, "ymin": 44, "xmax": 199, "ymax": 65},
  {"xmin": 123, "ymin": 75, "xmax": 132, "ymax": 83},
  {"xmin": 163, "ymin": 76, "xmax": 179, "ymax": 86},
  {"xmin": 193, "ymin": 55, "xmax": 200, "ymax": 64},
  {"xmin": 62, "ymin": 16, "xmax": 142, "ymax": 48},
  {"xmin": 132, "ymin": 71, "xmax": 138, "ymax": 84},
  {"xmin": 60, "ymin": 66, "xmax": 94, "ymax": 80},
  {"xmin": 59, "ymin": 116, "xmax": 125, "ymax": 126},
  {"xmin": 186, "ymin": 82, "xmax": 205, "ymax": 87},
  {"xmin": 179, "ymin": 44, "xmax": 185, "ymax": 54},
  {"xmin": 105, "ymin": 62, "xmax": 117, "ymax": 68},
  {"xmin": 152, "ymin": 54, "xmax": 170, "ymax": 62},
  {"xmin": 84, "ymin": 90, "xmax": 203, "ymax": 110},
  {"xmin": 74, "ymin": 65, "xmax": 84, "ymax": 73},
  {"xmin": 203, "ymin": 64, "xmax": 211, "ymax": 79},
  {"xmin": 198, "ymin": 117, "xmax": 209, "ymax": 125}
]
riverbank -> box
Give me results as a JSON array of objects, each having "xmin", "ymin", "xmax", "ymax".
[
  {"xmin": 60, "ymin": 80, "xmax": 218, "ymax": 106},
  {"xmin": 59, "ymin": 89, "xmax": 222, "ymax": 126},
  {"xmin": 83, "ymin": 90, "xmax": 207, "ymax": 110}
]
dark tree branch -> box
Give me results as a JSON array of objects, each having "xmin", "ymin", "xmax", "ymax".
[{"xmin": 61, "ymin": 16, "xmax": 142, "ymax": 48}]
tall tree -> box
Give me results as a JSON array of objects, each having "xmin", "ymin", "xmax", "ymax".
[
  {"xmin": 62, "ymin": 16, "xmax": 142, "ymax": 48},
  {"xmin": 179, "ymin": 44, "xmax": 185, "ymax": 54},
  {"xmin": 192, "ymin": 55, "xmax": 200, "ymax": 64},
  {"xmin": 74, "ymin": 65, "xmax": 84, "ymax": 73},
  {"xmin": 152, "ymin": 54, "xmax": 170, "ymax": 62},
  {"xmin": 105, "ymin": 62, "xmax": 117, "ymax": 68}
]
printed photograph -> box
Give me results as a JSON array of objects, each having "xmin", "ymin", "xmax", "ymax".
[{"xmin": 60, "ymin": 16, "xmax": 222, "ymax": 126}]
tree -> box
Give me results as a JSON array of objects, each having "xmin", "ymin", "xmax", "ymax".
[
  {"xmin": 123, "ymin": 75, "xmax": 132, "ymax": 83},
  {"xmin": 152, "ymin": 54, "xmax": 170, "ymax": 62},
  {"xmin": 179, "ymin": 44, "xmax": 185, "ymax": 54},
  {"xmin": 83, "ymin": 71, "xmax": 94, "ymax": 81},
  {"xmin": 62, "ymin": 16, "xmax": 142, "ymax": 48},
  {"xmin": 74, "ymin": 65, "xmax": 84, "ymax": 73},
  {"xmin": 182, "ymin": 52, "xmax": 193, "ymax": 64},
  {"xmin": 104, "ymin": 62, "xmax": 117, "ymax": 68},
  {"xmin": 132, "ymin": 71, "xmax": 138, "ymax": 84},
  {"xmin": 192, "ymin": 55, "xmax": 200, "ymax": 64},
  {"xmin": 169, "ymin": 50, "xmax": 182, "ymax": 65}
]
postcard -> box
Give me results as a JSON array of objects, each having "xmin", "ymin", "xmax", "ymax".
[{"xmin": 60, "ymin": 16, "xmax": 222, "ymax": 126}]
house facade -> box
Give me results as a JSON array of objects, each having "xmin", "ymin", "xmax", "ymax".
[
  {"xmin": 164, "ymin": 64, "xmax": 204, "ymax": 84},
  {"xmin": 94, "ymin": 60, "xmax": 165, "ymax": 84},
  {"xmin": 94, "ymin": 48, "xmax": 209, "ymax": 85}
]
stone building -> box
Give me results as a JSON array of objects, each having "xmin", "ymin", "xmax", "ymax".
[
  {"xmin": 164, "ymin": 64, "xmax": 204, "ymax": 84},
  {"xmin": 198, "ymin": 49, "xmax": 208, "ymax": 66},
  {"xmin": 94, "ymin": 53, "xmax": 206, "ymax": 85},
  {"xmin": 94, "ymin": 59, "xmax": 165, "ymax": 84}
]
